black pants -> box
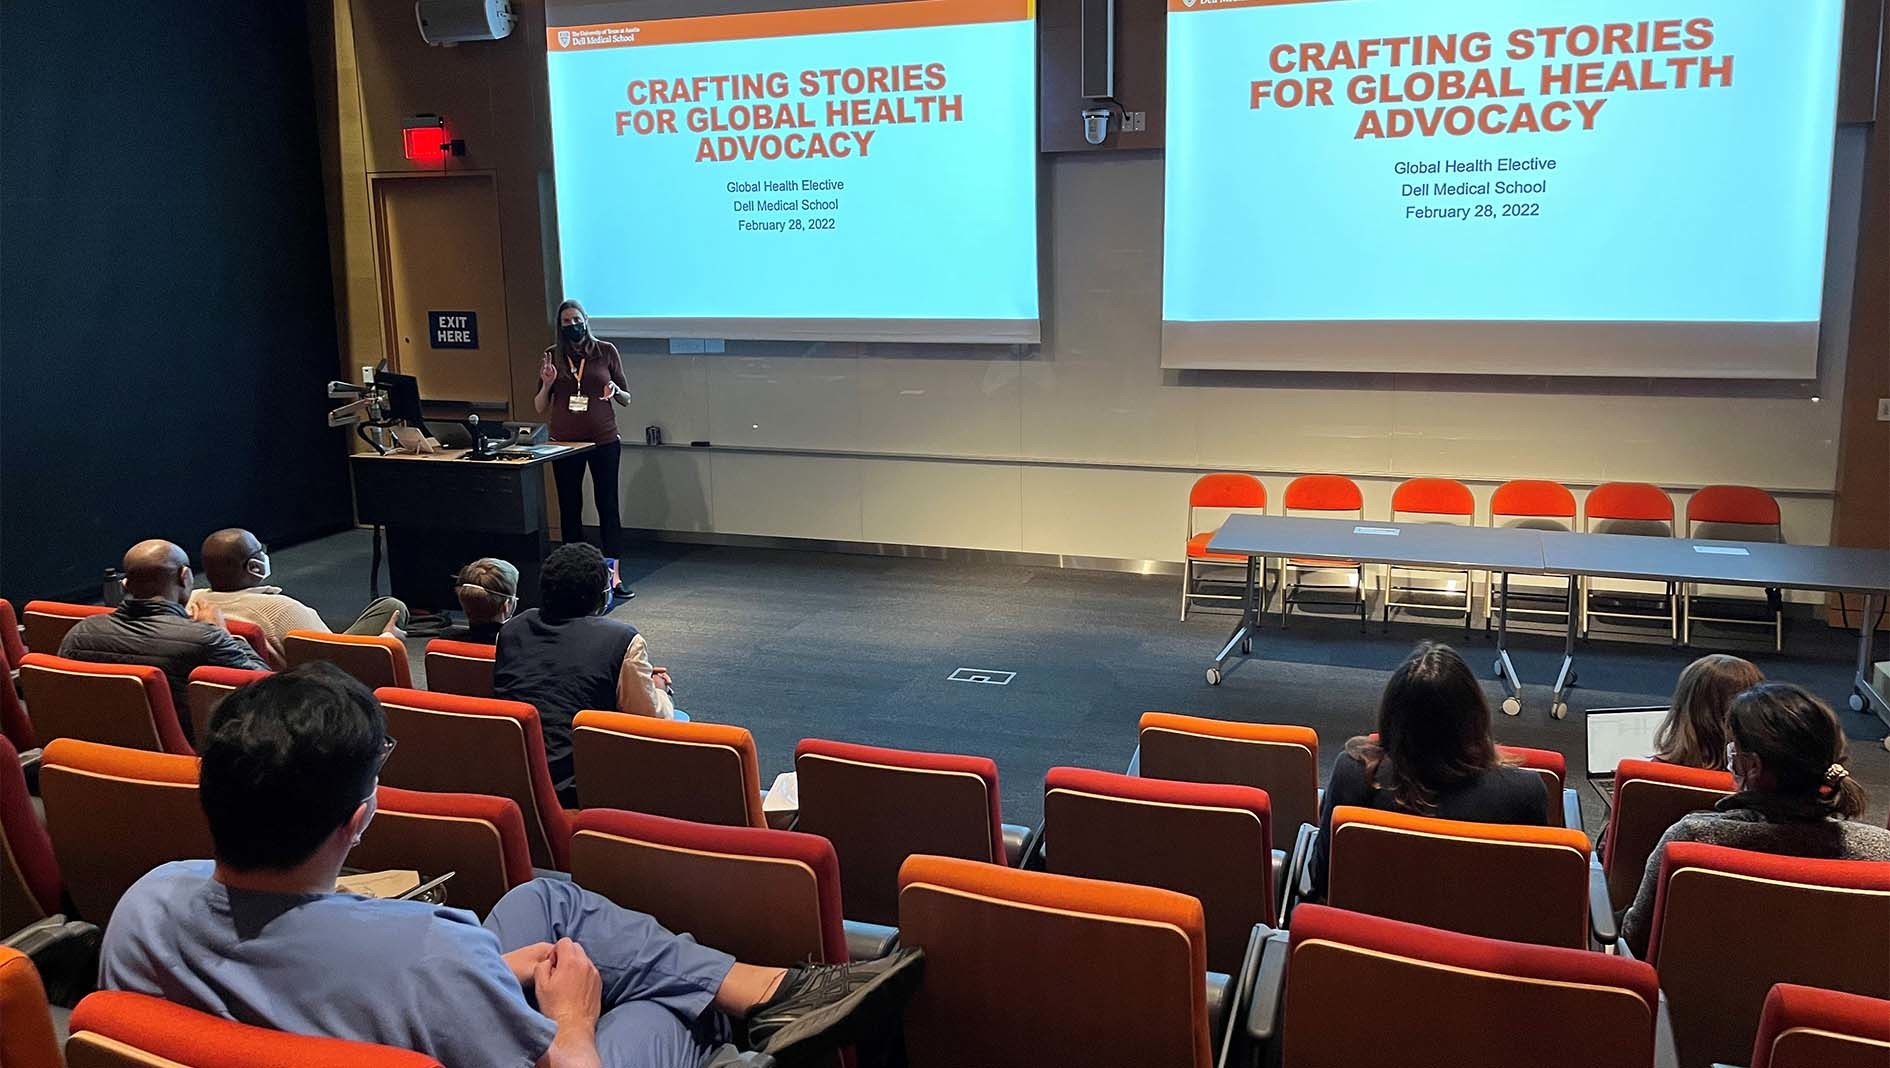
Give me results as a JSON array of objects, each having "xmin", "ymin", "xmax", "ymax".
[{"xmin": 552, "ymin": 443, "xmax": 622, "ymax": 558}]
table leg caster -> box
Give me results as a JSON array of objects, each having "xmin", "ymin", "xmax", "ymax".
[
  {"xmin": 1848, "ymin": 693, "xmax": 1865, "ymax": 713},
  {"xmin": 1551, "ymin": 702, "xmax": 1569, "ymax": 720},
  {"xmin": 1502, "ymin": 697, "xmax": 1521, "ymax": 716},
  {"xmin": 1206, "ymin": 668, "xmax": 1223, "ymax": 686}
]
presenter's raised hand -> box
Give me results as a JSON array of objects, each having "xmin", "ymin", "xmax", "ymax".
[{"xmin": 538, "ymin": 354, "xmax": 557, "ymax": 386}]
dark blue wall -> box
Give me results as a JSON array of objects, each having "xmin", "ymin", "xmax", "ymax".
[{"xmin": 1, "ymin": 1, "xmax": 351, "ymax": 602}]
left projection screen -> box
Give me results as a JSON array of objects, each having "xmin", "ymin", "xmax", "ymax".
[{"xmin": 545, "ymin": 0, "xmax": 1040, "ymax": 343}]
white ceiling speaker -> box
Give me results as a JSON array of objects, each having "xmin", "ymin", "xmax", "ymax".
[{"xmin": 416, "ymin": 0, "xmax": 516, "ymax": 46}]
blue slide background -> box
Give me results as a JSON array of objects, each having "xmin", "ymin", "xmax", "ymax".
[
  {"xmin": 1164, "ymin": 0, "xmax": 1845, "ymax": 323},
  {"xmin": 547, "ymin": 18, "xmax": 1038, "ymax": 322}
]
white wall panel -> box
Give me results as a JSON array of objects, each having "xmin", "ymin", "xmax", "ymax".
[
  {"xmin": 707, "ymin": 355, "xmax": 861, "ymax": 451},
  {"xmin": 857, "ymin": 356, "xmax": 1023, "ymax": 457},
  {"xmin": 1019, "ymin": 466, "xmax": 1199, "ymax": 560},
  {"xmin": 709, "ymin": 452, "xmax": 863, "ymax": 541},
  {"xmin": 861, "ymin": 460, "xmax": 1022, "ymax": 551}
]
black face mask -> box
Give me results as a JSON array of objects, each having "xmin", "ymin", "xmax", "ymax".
[{"xmin": 561, "ymin": 321, "xmax": 588, "ymax": 343}]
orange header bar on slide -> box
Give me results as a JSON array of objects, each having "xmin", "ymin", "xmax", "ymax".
[
  {"xmin": 1168, "ymin": 0, "xmax": 1343, "ymax": 12},
  {"xmin": 549, "ymin": 0, "xmax": 1033, "ymax": 51}
]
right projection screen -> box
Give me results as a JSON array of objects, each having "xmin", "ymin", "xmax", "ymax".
[{"xmin": 1161, "ymin": 0, "xmax": 1846, "ymax": 378}]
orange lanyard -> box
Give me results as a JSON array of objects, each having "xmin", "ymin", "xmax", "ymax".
[{"xmin": 565, "ymin": 356, "xmax": 586, "ymax": 385}]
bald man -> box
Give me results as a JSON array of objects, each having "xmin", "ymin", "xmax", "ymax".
[
  {"xmin": 59, "ymin": 540, "xmax": 270, "ymax": 728},
  {"xmin": 188, "ymin": 528, "xmax": 406, "ymax": 661}
]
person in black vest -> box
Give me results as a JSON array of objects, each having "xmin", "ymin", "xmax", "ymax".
[{"xmin": 493, "ymin": 544, "xmax": 675, "ymax": 807}]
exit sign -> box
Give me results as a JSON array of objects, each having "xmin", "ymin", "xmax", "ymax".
[{"xmin": 428, "ymin": 311, "xmax": 478, "ymax": 349}]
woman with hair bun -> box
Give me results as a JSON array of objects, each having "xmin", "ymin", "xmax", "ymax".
[{"xmin": 1620, "ymin": 682, "xmax": 1890, "ymax": 957}]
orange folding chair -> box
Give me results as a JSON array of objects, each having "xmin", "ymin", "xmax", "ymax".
[
  {"xmin": 1485, "ymin": 479, "xmax": 1578, "ymax": 632},
  {"xmin": 1682, "ymin": 485, "xmax": 1785, "ymax": 649},
  {"xmin": 1181, "ymin": 473, "xmax": 1268, "ymax": 621},
  {"xmin": 1279, "ymin": 475, "xmax": 1368, "ymax": 628},
  {"xmin": 1581, "ymin": 482, "xmax": 1678, "ymax": 641},
  {"xmin": 1384, "ymin": 477, "xmax": 1476, "ymax": 633}
]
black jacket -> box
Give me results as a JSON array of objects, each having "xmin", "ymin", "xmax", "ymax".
[{"xmin": 58, "ymin": 598, "xmax": 269, "ymax": 723}]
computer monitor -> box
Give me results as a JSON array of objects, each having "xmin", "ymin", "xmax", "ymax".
[
  {"xmin": 1583, "ymin": 706, "xmax": 1670, "ymax": 778},
  {"xmin": 375, "ymin": 372, "xmax": 431, "ymax": 438}
]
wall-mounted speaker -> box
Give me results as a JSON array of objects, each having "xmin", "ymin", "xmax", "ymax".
[{"xmin": 415, "ymin": 0, "xmax": 516, "ymax": 46}]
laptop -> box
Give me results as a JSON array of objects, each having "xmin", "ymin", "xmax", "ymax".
[{"xmin": 1584, "ymin": 705, "xmax": 1670, "ymax": 793}]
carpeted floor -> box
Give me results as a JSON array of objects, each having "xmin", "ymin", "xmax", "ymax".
[{"xmin": 274, "ymin": 529, "xmax": 1890, "ymax": 830}]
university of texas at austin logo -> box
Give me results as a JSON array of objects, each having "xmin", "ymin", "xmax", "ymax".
[{"xmin": 557, "ymin": 29, "xmax": 571, "ymax": 46}]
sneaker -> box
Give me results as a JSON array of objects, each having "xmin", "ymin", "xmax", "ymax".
[{"xmin": 746, "ymin": 948, "xmax": 925, "ymax": 1063}]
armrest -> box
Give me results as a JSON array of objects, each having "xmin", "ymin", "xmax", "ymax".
[
  {"xmin": 1655, "ymin": 992, "xmax": 1680, "ymax": 1068},
  {"xmin": 1561, "ymin": 787, "xmax": 1583, "ymax": 835},
  {"xmin": 532, "ymin": 867, "xmax": 575, "ymax": 883},
  {"xmin": 842, "ymin": 919, "xmax": 900, "ymax": 961},
  {"xmin": 1242, "ymin": 928, "xmax": 1291, "ymax": 1048},
  {"xmin": 1001, "ymin": 823, "xmax": 1032, "ymax": 868},
  {"xmin": 1215, "ymin": 924, "xmax": 1275, "ymax": 1068},
  {"xmin": 4, "ymin": 916, "xmax": 102, "ymax": 1009},
  {"xmin": 1280, "ymin": 822, "xmax": 1317, "ymax": 924},
  {"xmin": 1014, "ymin": 822, "xmax": 1047, "ymax": 871},
  {"xmin": 1588, "ymin": 863, "xmax": 1618, "ymax": 949},
  {"xmin": 18, "ymin": 746, "xmax": 41, "ymax": 794},
  {"xmin": 1205, "ymin": 969, "xmax": 1232, "ymax": 1048},
  {"xmin": 1125, "ymin": 744, "xmax": 1141, "ymax": 777}
]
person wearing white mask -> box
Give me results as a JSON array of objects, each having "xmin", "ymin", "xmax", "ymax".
[{"xmin": 189, "ymin": 528, "xmax": 407, "ymax": 664}]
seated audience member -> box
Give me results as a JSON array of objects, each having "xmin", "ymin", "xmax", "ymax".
[
  {"xmin": 496, "ymin": 543, "xmax": 676, "ymax": 806},
  {"xmin": 1597, "ymin": 653, "xmax": 1763, "ymax": 861},
  {"xmin": 190, "ymin": 528, "xmax": 407, "ymax": 662},
  {"xmin": 456, "ymin": 557, "xmax": 519, "ymax": 644},
  {"xmin": 1307, "ymin": 641, "xmax": 1546, "ymax": 901},
  {"xmin": 101, "ymin": 664, "xmax": 921, "ymax": 1068},
  {"xmin": 59, "ymin": 539, "xmax": 269, "ymax": 714},
  {"xmin": 1620, "ymin": 682, "xmax": 1890, "ymax": 958},
  {"xmin": 1651, "ymin": 655, "xmax": 1765, "ymax": 769}
]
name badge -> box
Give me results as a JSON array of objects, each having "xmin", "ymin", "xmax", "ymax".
[{"xmin": 567, "ymin": 394, "xmax": 590, "ymax": 413}]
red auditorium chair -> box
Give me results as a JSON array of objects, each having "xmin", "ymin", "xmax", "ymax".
[
  {"xmin": 572, "ymin": 710, "xmax": 766, "ymax": 827},
  {"xmin": 1180, "ymin": 473, "xmax": 1268, "ymax": 621},
  {"xmin": 20, "ymin": 601, "xmax": 110, "ymax": 656},
  {"xmin": 223, "ymin": 618, "xmax": 274, "ymax": 666},
  {"xmin": 285, "ymin": 630, "xmax": 412, "ymax": 690},
  {"xmin": 374, "ymin": 687, "xmax": 571, "ymax": 870},
  {"xmin": 1279, "ymin": 474, "xmax": 1369, "ymax": 627},
  {"xmin": 1254, "ymin": 905, "xmax": 1665, "ymax": 1068},
  {"xmin": 2, "ymin": 736, "xmax": 63, "ymax": 937},
  {"xmin": 422, "ymin": 639, "xmax": 496, "ymax": 698},
  {"xmin": 1135, "ymin": 713, "xmax": 1322, "ymax": 845},
  {"xmin": 571, "ymin": 809, "xmax": 850, "ymax": 967},
  {"xmin": 350, "ymin": 786, "xmax": 534, "ymax": 918},
  {"xmin": 1682, "ymin": 484, "xmax": 1786, "ymax": 649},
  {"xmin": 0, "ymin": 947, "xmax": 62, "ymax": 1068},
  {"xmin": 1497, "ymin": 743, "xmax": 1583, "ymax": 830},
  {"xmin": 1384, "ymin": 477, "xmax": 1477, "ymax": 633},
  {"xmin": 39, "ymin": 739, "xmax": 210, "ymax": 925},
  {"xmin": 1485, "ymin": 478, "xmax": 1579, "ymax": 632},
  {"xmin": 1, "ymin": 644, "xmax": 35, "ymax": 751},
  {"xmin": 18, "ymin": 654, "xmax": 193, "ymax": 755},
  {"xmin": 1042, "ymin": 766, "xmax": 1274, "ymax": 974},
  {"xmin": 0, "ymin": 598, "xmax": 27, "ymax": 669},
  {"xmin": 795, "ymin": 739, "xmax": 1028, "ymax": 926},
  {"xmin": 1641, "ymin": 842, "xmax": 1890, "ymax": 1068},
  {"xmin": 1747, "ymin": 983, "xmax": 1890, "ymax": 1068},
  {"xmin": 1321, "ymin": 806, "xmax": 1602, "ymax": 949},
  {"xmin": 66, "ymin": 990, "xmax": 443, "ymax": 1067},
  {"xmin": 1581, "ymin": 481, "xmax": 1678, "ymax": 640},
  {"xmin": 898, "ymin": 855, "xmax": 1217, "ymax": 1068},
  {"xmin": 184, "ymin": 666, "xmax": 271, "ymax": 748},
  {"xmin": 1600, "ymin": 759, "xmax": 1734, "ymax": 912}
]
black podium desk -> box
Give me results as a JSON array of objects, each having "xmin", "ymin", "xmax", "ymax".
[{"xmin": 349, "ymin": 443, "xmax": 591, "ymax": 612}]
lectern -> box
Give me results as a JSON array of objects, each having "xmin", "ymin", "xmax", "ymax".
[{"xmin": 348, "ymin": 444, "xmax": 591, "ymax": 611}]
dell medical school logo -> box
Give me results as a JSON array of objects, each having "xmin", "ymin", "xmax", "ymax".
[{"xmin": 557, "ymin": 29, "xmax": 571, "ymax": 47}]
